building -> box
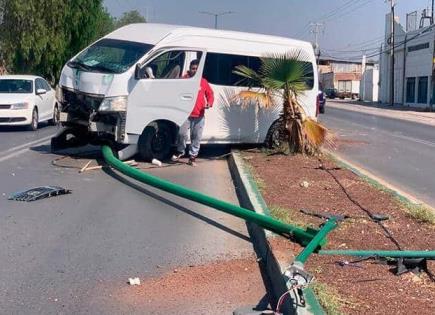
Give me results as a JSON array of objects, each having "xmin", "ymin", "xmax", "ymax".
[
  {"xmin": 360, "ymin": 68, "xmax": 379, "ymax": 102},
  {"xmin": 379, "ymin": 11, "xmax": 435, "ymax": 108},
  {"xmin": 318, "ymin": 56, "xmax": 376, "ymax": 98}
]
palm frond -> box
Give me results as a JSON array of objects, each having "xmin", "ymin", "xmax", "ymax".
[
  {"xmin": 303, "ymin": 119, "xmax": 328, "ymax": 148},
  {"xmin": 232, "ymin": 90, "xmax": 275, "ymax": 109},
  {"xmin": 260, "ymin": 50, "xmax": 311, "ymax": 94},
  {"xmin": 233, "ymin": 65, "xmax": 263, "ymax": 88}
]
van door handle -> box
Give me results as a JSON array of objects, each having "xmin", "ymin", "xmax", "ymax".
[{"xmin": 180, "ymin": 94, "xmax": 194, "ymax": 101}]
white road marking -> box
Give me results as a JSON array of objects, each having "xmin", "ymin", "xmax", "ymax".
[
  {"xmin": 1, "ymin": 134, "xmax": 54, "ymax": 154},
  {"xmin": 0, "ymin": 135, "xmax": 53, "ymax": 163},
  {"xmin": 390, "ymin": 133, "xmax": 435, "ymax": 148}
]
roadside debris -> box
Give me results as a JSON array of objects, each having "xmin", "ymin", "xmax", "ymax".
[
  {"xmin": 8, "ymin": 186, "xmax": 71, "ymax": 202},
  {"xmin": 128, "ymin": 277, "xmax": 141, "ymax": 285},
  {"xmin": 300, "ymin": 181, "xmax": 310, "ymax": 188},
  {"xmin": 151, "ymin": 158, "xmax": 162, "ymax": 167}
]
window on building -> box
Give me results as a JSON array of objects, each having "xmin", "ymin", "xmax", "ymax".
[
  {"xmin": 203, "ymin": 52, "xmax": 314, "ymax": 89},
  {"xmin": 418, "ymin": 76, "xmax": 428, "ymax": 104},
  {"xmin": 407, "ymin": 42, "xmax": 430, "ymax": 52},
  {"xmin": 406, "ymin": 77, "xmax": 416, "ymax": 103}
]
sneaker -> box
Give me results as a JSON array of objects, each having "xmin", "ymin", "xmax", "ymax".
[
  {"xmin": 171, "ymin": 152, "xmax": 184, "ymax": 162},
  {"xmin": 187, "ymin": 156, "xmax": 197, "ymax": 166}
]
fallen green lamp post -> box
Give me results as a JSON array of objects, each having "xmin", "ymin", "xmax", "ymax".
[{"xmin": 102, "ymin": 145, "xmax": 325, "ymax": 247}]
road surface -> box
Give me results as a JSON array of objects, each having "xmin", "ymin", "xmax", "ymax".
[
  {"xmin": 321, "ymin": 105, "xmax": 435, "ymax": 207},
  {"xmin": 0, "ymin": 124, "xmax": 266, "ymax": 314}
]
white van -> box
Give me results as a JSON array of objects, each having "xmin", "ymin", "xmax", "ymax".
[{"xmin": 55, "ymin": 23, "xmax": 318, "ymax": 160}]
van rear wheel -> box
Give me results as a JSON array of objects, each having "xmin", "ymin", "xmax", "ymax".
[{"xmin": 138, "ymin": 122, "xmax": 174, "ymax": 162}]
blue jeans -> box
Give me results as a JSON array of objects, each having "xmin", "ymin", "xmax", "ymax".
[{"xmin": 176, "ymin": 116, "xmax": 205, "ymax": 157}]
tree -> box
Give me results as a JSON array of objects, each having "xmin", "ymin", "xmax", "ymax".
[
  {"xmin": 95, "ymin": 7, "xmax": 116, "ymax": 39},
  {"xmin": 115, "ymin": 10, "xmax": 146, "ymax": 29},
  {"xmin": 0, "ymin": 0, "xmax": 112, "ymax": 82},
  {"xmin": 233, "ymin": 52, "xmax": 328, "ymax": 155}
]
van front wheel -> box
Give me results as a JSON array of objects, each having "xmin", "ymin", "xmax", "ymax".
[{"xmin": 138, "ymin": 122, "xmax": 174, "ymax": 162}]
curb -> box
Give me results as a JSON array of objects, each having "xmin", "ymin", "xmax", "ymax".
[
  {"xmin": 228, "ymin": 151, "xmax": 324, "ymax": 315},
  {"xmin": 325, "ymin": 150, "xmax": 435, "ymax": 215}
]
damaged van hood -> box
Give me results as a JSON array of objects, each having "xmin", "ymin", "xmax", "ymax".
[{"xmin": 59, "ymin": 65, "xmax": 129, "ymax": 96}]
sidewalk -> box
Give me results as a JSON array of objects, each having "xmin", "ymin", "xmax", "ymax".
[{"xmin": 327, "ymin": 100, "xmax": 435, "ymax": 127}]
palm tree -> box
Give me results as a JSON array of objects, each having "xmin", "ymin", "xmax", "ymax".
[{"xmin": 233, "ymin": 51, "xmax": 328, "ymax": 155}]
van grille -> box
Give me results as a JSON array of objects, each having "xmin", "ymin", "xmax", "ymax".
[
  {"xmin": 62, "ymin": 88, "xmax": 104, "ymax": 112},
  {"xmin": 0, "ymin": 104, "xmax": 11, "ymax": 109}
]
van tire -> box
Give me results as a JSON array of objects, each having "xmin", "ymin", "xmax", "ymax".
[
  {"xmin": 265, "ymin": 119, "xmax": 286, "ymax": 149},
  {"xmin": 138, "ymin": 122, "xmax": 174, "ymax": 162}
]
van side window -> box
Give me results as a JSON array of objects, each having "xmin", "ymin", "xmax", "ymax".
[
  {"xmin": 146, "ymin": 51, "xmax": 185, "ymax": 79},
  {"xmin": 204, "ymin": 53, "xmax": 250, "ymax": 86},
  {"xmin": 204, "ymin": 52, "xmax": 314, "ymax": 89}
]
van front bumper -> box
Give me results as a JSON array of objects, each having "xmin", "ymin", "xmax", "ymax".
[{"xmin": 59, "ymin": 111, "xmax": 127, "ymax": 144}]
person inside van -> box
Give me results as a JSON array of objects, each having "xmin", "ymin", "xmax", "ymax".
[{"xmin": 171, "ymin": 59, "xmax": 214, "ymax": 166}]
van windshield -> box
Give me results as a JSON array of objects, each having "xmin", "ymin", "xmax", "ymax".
[{"xmin": 69, "ymin": 39, "xmax": 153, "ymax": 74}]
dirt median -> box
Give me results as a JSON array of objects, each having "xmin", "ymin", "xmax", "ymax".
[{"xmin": 244, "ymin": 150, "xmax": 435, "ymax": 314}]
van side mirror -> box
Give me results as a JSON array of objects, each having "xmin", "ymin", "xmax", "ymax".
[
  {"xmin": 135, "ymin": 64, "xmax": 143, "ymax": 80},
  {"xmin": 36, "ymin": 88, "xmax": 47, "ymax": 95}
]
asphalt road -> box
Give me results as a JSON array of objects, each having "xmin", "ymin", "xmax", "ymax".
[
  {"xmin": 320, "ymin": 106, "xmax": 435, "ymax": 207},
  {"xmin": 0, "ymin": 127, "xmax": 264, "ymax": 314}
]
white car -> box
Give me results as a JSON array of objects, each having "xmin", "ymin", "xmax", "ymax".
[{"xmin": 0, "ymin": 75, "xmax": 59, "ymax": 130}]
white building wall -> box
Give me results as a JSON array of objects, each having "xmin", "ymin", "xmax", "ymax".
[
  {"xmin": 360, "ymin": 69, "xmax": 379, "ymax": 102},
  {"xmin": 380, "ymin": 13, "xmax": 434, "ymax": 108}
]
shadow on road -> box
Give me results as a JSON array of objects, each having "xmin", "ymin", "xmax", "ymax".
[{"xmin": 102, "ymin": 167, "xmax": 251, "ymax": 243}]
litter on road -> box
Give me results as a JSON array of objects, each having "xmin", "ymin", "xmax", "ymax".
[
  {"xmin": 8, "ymin": 186, "xmax": 71, "ymax": 202},
  {"xmin": 128, "ymin": 277, "xmax": 141, "ymax": 285}
]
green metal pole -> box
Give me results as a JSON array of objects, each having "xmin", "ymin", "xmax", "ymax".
[
  {"xmin": 318, "ymin": 249, "xmax": 435, "ymax": 259},
  {"xmin": 102, "ymin": 145, "xmax": 322, "ymax": 246},
  {"xmin": 295, "ymin": 218, "xmax": 338, "ymax": 264}
]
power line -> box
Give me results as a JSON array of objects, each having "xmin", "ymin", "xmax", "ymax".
[
  {"xmin": 323, "ymin": 23, "xmax": 435, "ymax": 61},
  {"xmin": 294, "ymin": 0, "xmax": 364, "ymax": 38}
]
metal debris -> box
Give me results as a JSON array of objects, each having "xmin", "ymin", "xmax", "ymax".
[{"xmin": 8, "ymin": 186, "xmax": 71, "ymax": 202}]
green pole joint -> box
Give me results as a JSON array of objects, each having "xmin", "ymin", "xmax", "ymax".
[
  {"xmin": 295, "ymin": 218, "xmax": 338, "ymax": 264},
  {"xmin": 102, "ymin": 146, "xmax": 325, "ymax": 247}
]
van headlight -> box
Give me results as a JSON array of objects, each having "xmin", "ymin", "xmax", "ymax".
[
  {"xmin": 10, "ymin": 102, "xmax": 30, "ymax": 110},
  {"xmin": 98, "ymin": 96, "xmax": 128, "ymax": 112}
]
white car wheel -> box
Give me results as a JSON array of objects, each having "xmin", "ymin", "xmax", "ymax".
[{"xmin": 29, "ymin": 108, "xmax": 38, "ymax": 131}]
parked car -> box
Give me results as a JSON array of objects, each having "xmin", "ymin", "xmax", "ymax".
[
  {"xmin": 325, "ymin": 88, "xmax": 338, "ymax": 99},
  {"xmin": 0, "ymin": 75, "xmax": 59, "ymax": 130},
  {"xmin": 317, "ymin": 90, "xmax": 326, "ymax": 114}
]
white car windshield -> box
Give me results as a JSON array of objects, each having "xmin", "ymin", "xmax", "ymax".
[
  {"xmin": 0, "ymin": 79, "xmax": 33, "ymax": 94},
  {"xmin": 68, "ymin": 38, "xmax": 153, "ymax": 74}
]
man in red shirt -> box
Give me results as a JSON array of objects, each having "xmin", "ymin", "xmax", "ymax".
[{"xmin": 171, "ymin": 59, "xmax": 214, "ymax": 166}]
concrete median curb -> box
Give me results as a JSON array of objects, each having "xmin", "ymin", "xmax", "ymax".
[{"xmin": 228, "ymin": 151, "xmax": 324, "ymax": 315}]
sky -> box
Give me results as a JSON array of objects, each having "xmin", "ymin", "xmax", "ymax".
[{"xmin": 104, "ymin": 0, "xmax": 433, "ymax": 61}]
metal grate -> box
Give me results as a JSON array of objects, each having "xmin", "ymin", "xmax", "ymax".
[{"xmin": 8, "ymin": 186, "xmax": 71, "ymax": 202}]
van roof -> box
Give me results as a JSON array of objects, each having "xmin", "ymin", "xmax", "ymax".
[{"xmin": 106, "ymin": 23, "xmax": 312, "ymax": 50}]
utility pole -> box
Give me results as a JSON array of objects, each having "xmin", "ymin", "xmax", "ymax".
[
  {"xmin": 432, "ymin": 0, "xmax": 434, "ymax": 24},
  {"xmin": 309, "ymin": 22, "xmax": 324, "ymax": 64},
  {"xmin": 388, "ymin": 0, "xmax": 396, "ymax": 106},
  {"xmin": 199, "ymin": 11, "xmax": 235, "ymax": 29}
]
